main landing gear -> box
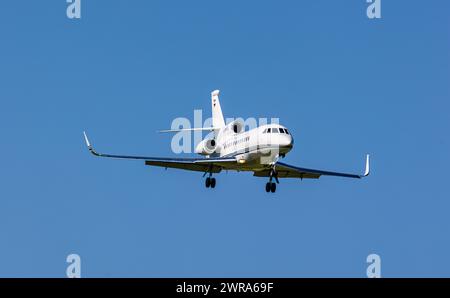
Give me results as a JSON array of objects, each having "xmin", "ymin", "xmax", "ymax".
[
  {"xmin": 205, "ymin": 176, "xmax": 216, "ymax": 188},
  {"xmin": 265, "ymin": 182, "xmax": 276, "ymax": 193},
  {"xmin": 204, "ymin": 168, "xmax": 216, "ymax": 189}
]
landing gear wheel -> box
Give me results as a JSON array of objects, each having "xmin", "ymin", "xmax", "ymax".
[
  {"xmin": 205, "ymin": 177, "xmax": 211, "ymax": 188},
  {"xmin": 270, "ymin": 182, "xmax": 277, "ymax": 193},
  {"xmin": 265, "ymin": 182, "xmax": 271, "ymax": 193},
  {"xmin": 210, "ymin": 178, "xmax": 216, "ymax": 188}
]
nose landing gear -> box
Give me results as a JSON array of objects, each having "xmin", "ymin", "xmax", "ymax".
[{"xmin": 265, "ymin": 167, "xmax": 279, "ymax": 193}]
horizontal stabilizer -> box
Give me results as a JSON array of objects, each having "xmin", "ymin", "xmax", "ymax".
[{"xmin": 158, "ymin": 127, "xmax": 219, "ymax": 133}]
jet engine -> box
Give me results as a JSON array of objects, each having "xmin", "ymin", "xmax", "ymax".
[
  {"xmin": 226, "ymin": 119, "xmax": 245, "ymax": 134},
  {"xmin": 195, "ymin": 138, "xmax": 218, "ymax": 155}
]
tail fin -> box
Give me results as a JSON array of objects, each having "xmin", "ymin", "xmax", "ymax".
[{"xmin": 211, "ymin": 90, "xmax": 225, "ymax": 128}]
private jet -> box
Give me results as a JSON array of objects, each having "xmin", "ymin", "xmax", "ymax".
[{"xmin": 83, "ymin": 90, "xmax": 369, "ymax": 193}]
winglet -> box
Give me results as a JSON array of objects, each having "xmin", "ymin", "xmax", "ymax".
[
  {"xmin": 362, "ymin": 154, "xmax": 370, "ymax": 177},
  {"xmin": 83, "ymin": 131, "xmax": 91, "ymax": 148},
  {"xmin": 83, "ymin": 131, "xmax": 100, "ymax": 156}
]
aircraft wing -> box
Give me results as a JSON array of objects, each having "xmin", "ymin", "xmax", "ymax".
[
  {"xmin": 253, "ymin": 155, "xmax": 370, "ymax": 179},
  {"xmin": 83, "ymin": 132, "xmax": 236, "ymax": 173},
  {"xmin": 144, "ymin": 158, "xmax": 236, "ymax": 173}
]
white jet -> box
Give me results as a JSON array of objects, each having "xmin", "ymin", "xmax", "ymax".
[{"xmin": 83, "ymin": 90, "xmax": 370, "ymax": 193}]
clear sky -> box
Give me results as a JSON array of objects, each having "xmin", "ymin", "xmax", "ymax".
[{"xmin": 0, "ymin": 1, "xmax": 449, "ymax": 277}]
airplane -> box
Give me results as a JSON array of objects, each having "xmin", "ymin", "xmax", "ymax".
[{"xmin": 83, "ymin": 90, "xmax": 370, "ymax": 193}]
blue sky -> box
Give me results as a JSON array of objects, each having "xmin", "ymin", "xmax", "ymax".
[{"xmin": 0, "ymin": 1, "xmax": 449, "ymax": 277}]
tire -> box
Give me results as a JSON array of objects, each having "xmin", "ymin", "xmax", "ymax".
[
  {"xmin": 265, "ymin": 182, "xmax": 271, "ymax": 193},
  {"xmin": 210, "ymin": 178, "xmax": 216, "ymax": 188},
  {"xmin": 205, "ymin": 177, "xmax": 211, "ymax": 188},
  {"xmin": 270, "ymin": 182, "xmax": 276, "ymax": 193}
]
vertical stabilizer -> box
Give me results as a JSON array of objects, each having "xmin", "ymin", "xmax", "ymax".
[{"xmin": 211, "ymin": 90, "xmax": 225, "ymax": 128}]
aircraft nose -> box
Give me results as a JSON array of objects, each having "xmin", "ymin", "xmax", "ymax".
[{"xmin": 281, "ymin": 134, "xmax": 293, "ymax": 147}]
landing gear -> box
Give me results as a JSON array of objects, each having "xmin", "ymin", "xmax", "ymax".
[
  {"xmin": 265, "ymin": 182, "xmax": 276, "ymax": 193},
  {"xmin": 205, "ymin": 177, "xmax": 216, "ymax": 188},
  {"xmin": 265, "ymin": 166, "xmax": 279, "ymax": 193}
]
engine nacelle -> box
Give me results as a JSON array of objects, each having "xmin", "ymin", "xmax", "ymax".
[
  {"xmin": 195, "ymin": 138, "xmax": 218, "ymax": 155},
  {"xmin": 226, "ymin": 119, "xmax": 245, "ymax": 134}
]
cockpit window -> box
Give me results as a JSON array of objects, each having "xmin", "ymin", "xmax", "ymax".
[
  {"xmin": 263, "ymin": 127, "xmax": 289, "ymax": 134},
  {"xmin": 263, "ymin": 127, "xmax": 290, "ymax": 134}
]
